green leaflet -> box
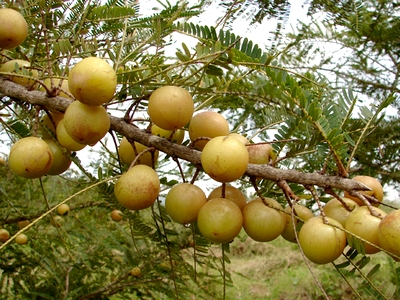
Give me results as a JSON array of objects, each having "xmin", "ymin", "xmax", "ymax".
[
  {"xmin": 175, "ymin": 22, "xmax": 269, "ymax": 64},
  {"xmin": 87, "ymin": 5, "xmax": 136, "ymax": 21}
]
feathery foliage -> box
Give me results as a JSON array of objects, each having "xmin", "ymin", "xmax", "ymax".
[{"xmin": 0, "ymin": 0, "xmax": 399, "ymax": 299}]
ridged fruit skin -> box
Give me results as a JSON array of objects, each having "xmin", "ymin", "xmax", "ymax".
[{"xmin": 8, "ymin": 137, "xmax": 53, "ymax": 178}]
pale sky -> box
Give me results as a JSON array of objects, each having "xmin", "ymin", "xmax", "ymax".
[{"xmin": 139, "ymin": 0, "xmax": 311, "ymax": 51}]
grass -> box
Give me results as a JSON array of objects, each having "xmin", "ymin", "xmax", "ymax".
[{"xmin": 188, "ymin": 230, "xmax": 397, "ymax": 300}]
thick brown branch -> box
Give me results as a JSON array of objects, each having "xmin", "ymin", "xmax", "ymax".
[{"xmin": 0, "ymin": 78, "xmax": 369, "ymax": 192}]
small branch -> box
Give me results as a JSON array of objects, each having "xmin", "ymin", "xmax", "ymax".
[
  {"xmin": 347, "ymin": 190, "xmax": 384, "ymax": 218},
  {"xmin": 305, "ymin": 185, "xmax": 327, "ymax": 222},
  {"xmin": 189, "ymin": 136, "xmax": 211, "ymax": 149},
  {"xmin": 325, "ymin": 187, "xmax": 353, "ymax": 212},
  {"xmin": 190, "ymin": 167, "xmax": 202, "ymax": 185},
  {"xmin": 129, "ymin": 146, "xmax": 157, "ymax": 169},
  {"xmin": 0, "ymin": 79, "xmax": 373, "ymax": 193},
  {"xmin": 250, "ymin": 177, "xmax": 264, "ymax": 200},
  {"xmin": 62, "ymin": 267, "xmax": 73, "ymax": 300},
  {"xmin": 277, "ymin": 179, "xmax": 300, "ymax": 206},
  {"xmin": 128, "ymin": 216, "xmax": 146, "ymax": 257},
  {"xmin": 221, "ymin": 182, "xmax": 226, "ymax": 198}
]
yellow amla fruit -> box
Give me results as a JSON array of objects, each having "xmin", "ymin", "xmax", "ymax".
[
  {"xmin": 0, "ymin": 59, "xmax": 38, "ymax": 87},
  {"xmin": 197, "ymin": 198, "xmax": 243, "ymax": 244},
  {"xmin": 68, "ymin": 57, "xmax": 117, "ymax": 106},
  {"xmin": 118, "ymin": 137, "xmax": 158, "ymax": 167},
  {"xmin": 114, "ymin": 165, "xmax": 160, "ymax": 210},
  {"xmin": 8, "ymin": 136, "xmax": 53, "ymax": 178},
  {"xmin": 63, "ymin": 101, "xmax": 110, "ymax": 145},
  {"xmin": 0, "ymin": 8, "xmax": 28, "ymax": 49}
]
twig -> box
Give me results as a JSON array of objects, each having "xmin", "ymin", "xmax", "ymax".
[
  {"xmin": 190, "ymin": 167, "xmax": 202, "ymax": 185},
  {"xmin": 347, "ymin": 190, "xmax": 384, "ymax": 218},
  {"xmin": 62, "ymin": 267, "xmax": 73, "ymax": 300},
  {"xmin": 189, "ymin": 136, "xmax": 211, "ymax": 149},
  {"xmin": 277, "ymin": 179, "xmax": 300, "ymax": 206},
  {"xmin": 129, "ymin": 216, "xmax": 146, "ymax": 258},
  {"xmin": 305, "ymin": 184, "xmax": 327, "ymax": 222},
  {"xmin": 173, "ymin": 157, "xmax": 186, "ymax": 183},
  {"xmin": 129, "ymin": 145, "xmax": 157, "ymax": 169},
  {"xmin": 325, "ymin": 187, "xmax": 353, "ymax": 211},
  {"xmin": 0, "ymin": 79, "xmax": 379, "ymax": 193}
]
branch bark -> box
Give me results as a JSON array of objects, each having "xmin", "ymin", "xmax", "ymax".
[{"xmin": 0, "ymin": 78, "xmax": 368, "ymax": 192}]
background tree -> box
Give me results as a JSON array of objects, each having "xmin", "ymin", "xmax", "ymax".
[
  {"xmin": 0, "ymin": 0, "xmax": 399, "ymax": 299},
  {"xmin": 280, "ymin": 0, "xmax": 400, "ymax": 187}
]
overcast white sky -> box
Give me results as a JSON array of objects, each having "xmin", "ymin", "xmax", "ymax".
[{"xmin": 139, "ymin": 0, "xmax": 311, "ymax": 50}]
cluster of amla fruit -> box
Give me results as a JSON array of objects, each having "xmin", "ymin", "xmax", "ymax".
[
  {"xmin": 114, "ymin": 85, "xmax": 400, "ymax": 265},
  {"xmin": 113, "ymin": 85, "xmax": 279, "ymax": 245},
  {"xmin": 7, "ymin": 57, "xmax": 117, "ymax": 178},
  {"xmin": 0, "ymin": 8, "xmax": 40, "ymax": 89}
]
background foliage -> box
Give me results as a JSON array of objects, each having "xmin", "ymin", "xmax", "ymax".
[{"xmin": 0, "ymin": 0, "xmax": 399, "ymax": 299}]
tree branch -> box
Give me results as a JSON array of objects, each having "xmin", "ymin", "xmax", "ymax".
[{"xmin": 0, "ymin": 78, "xmax": 369, "ymax": 192}]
